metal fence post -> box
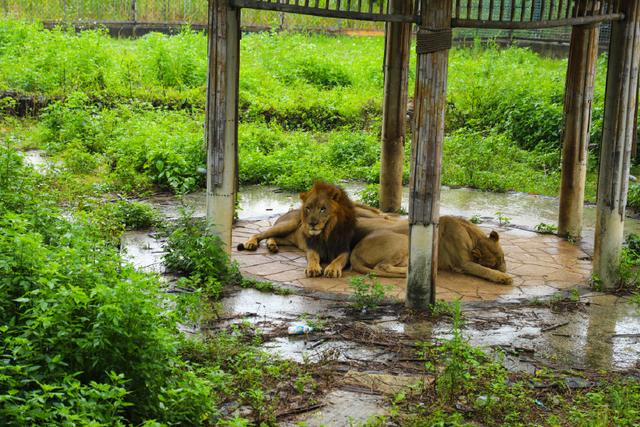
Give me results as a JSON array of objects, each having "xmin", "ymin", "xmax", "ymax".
[{"xmin": 131, "ymin": 0, "xmax": 136, "ymax": 23}]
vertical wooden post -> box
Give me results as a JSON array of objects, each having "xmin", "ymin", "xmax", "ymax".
[
  {"xmin": 131, "ymin": 0, "xmax": 137, "ymax": 23},
  {"xmin": 206, "ymin": 0, "xmax": 240, "ymax": 253},
  {"xmin": 558, "ymin": 23, "xmax": 599, "ymax": 239},
  {"xmin": 379, "ymin": 0, "xmax": 412, "ymax": 213},
  {"xmin": 406, "ymin": 0, "xmax": 452, "ymax": 309},
  {"xmin": 594, "ymin": 0, "xmax": 640, "ymax": 288}
]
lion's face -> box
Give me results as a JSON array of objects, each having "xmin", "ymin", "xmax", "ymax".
[
  {"xmin": 300, "ymin": 190, "xmax": 337, "ymax": 237},
  {"xmin": 472, "ymin": 231, "xmax": 507, "ymax": 272},
  {"xmin": 299, "ymin": 182, "xmax": 356, "ymax": 239}
]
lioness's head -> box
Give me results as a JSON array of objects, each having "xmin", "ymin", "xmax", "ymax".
[
  {"xmin": 472, "ymin": 231, "xmax": 507, "ymax": 272},
  {"xmin": 299, "ymin": 182, "xmax": 355, "ymax": 238}
]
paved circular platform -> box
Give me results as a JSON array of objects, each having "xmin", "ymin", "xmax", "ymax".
[{"xmin": 232, "ymin": 218, "xmax": 592, "ymax": 302}]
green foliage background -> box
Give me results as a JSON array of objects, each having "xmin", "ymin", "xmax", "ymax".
[{"xmin": 0, "ymin": 21, "xmax": 622, "ymax": 199}]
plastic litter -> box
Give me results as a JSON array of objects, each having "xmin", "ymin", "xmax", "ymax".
[{"xmin": 287, "ymin": 322, "xmax": 313, "ymax": 335}]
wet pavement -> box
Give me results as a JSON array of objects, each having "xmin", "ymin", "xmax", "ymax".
[{"xmin": 232, "ymin": 218, "xmax": 592, "ymax": 302}]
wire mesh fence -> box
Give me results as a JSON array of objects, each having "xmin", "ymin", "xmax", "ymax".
[{"xmin": 1, "ymin": 0, "xmax": 612, "ymax": 43}]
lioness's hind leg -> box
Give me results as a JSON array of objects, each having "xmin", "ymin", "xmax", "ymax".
[
  {"xmin": 265, "ymin": 238, "xmax": 279, "ymax": 253},
  {"xmin": 378, "ymin": 264, "xmax": 407, "ymax": 275}
]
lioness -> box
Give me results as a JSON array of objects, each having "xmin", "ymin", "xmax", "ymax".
[
  {"xmin": 238, "ymin": 182, "xmax": 388, "ymax": 278},
  {"xmin": 350, "ymin": 216, "xmax": 512, "ymax": 285}
]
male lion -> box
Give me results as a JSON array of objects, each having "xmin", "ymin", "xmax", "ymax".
[
  {"xmin": 238, "ymin": 181, "xmax": 383, "ymax": 278},
  {"xmin": 350, "ymin": 216, "xmax": 512, "ymax": 285}
]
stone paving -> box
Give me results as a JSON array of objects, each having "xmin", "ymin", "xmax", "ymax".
[{"xmin": 232, "ymin": 217, "xmax": 592, "ymax": 302}]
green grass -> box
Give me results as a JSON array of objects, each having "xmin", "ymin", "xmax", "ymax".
[{"xmin": 0, "ymin": 19, "xmax": 621, "ymax": 200}]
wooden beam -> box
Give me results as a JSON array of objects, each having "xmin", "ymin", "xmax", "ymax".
[
  {"xmin": 594, "ymin": 0, "xmax": 640, "ymax": 288},
  {"xmin": 558, "ymin": 23, "xmax": 599, "ymax": 239},
  {"xmin": 230, "ymin": 0, "xmax": 420, "ymax": 22},
  {"xmin": 206, "ymin": 0, "xmax": 240, "ymax": 252},
  {"xmin": 380, "ymin": 0, "xmax": 411, "ymax": 213},
  {"xmin": 452, "ymin": 12, "xmax": 624, "ymax": 28},
  {"xmin": 406, "ymin": 0, "xmax": 452, "ymax": 310}
]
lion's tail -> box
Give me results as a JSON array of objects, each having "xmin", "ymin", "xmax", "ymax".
[{"xmin": 350, "ymin": 253, "xmax": 407, "ymax": 278}]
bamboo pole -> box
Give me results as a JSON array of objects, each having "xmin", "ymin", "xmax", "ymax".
[
  {"xmin": 558, "ymin": 23, "xmax": 599, "ymax": 239},
  {"xmin": 594, "ymin": 0, "xmax": 640, "ymax": 288},
  {"xmin": 206, "ymin": 0, "xmax": 240, "ymax": 252},
  {"xmin": 380, "ymin": 0, "xmax": 411, "ymax": 213},
  {"xmin": 406, "ymin": 0, "xmax": 452, "ymax": 310}
]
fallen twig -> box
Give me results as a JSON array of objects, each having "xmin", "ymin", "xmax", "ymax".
[
  {"xmin": 541, "ymin": 321, "xmax": 569, "ymax": 332},
  {"xmin": 277, "ymin": 403, "xmax": 325, "ymax": 418}
]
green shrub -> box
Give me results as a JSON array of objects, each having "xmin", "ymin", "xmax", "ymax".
[
  {"xmin": 627, "ymin": 183, "xmax": 640, "ymax": 210},
  {"xmin": 163, "ymin": 209, "xmax": 241, "ymax": 297},
  {"xmin": 442, "ymin": 130, "xmax": 563, "ymax": 195},
  {"xmin": 358, "ymin": 183, "xmax": 380, "ymax": 208},
  {"xmin": 40, "ymin": 96, "xmax": 206, "ymax": 194},
  {"xmin": 88, "ymin": 200, "xmax": 161, "ymax": 244},
  {"xmin": 349, "ymin": 274, "xmax": 390, "ymax": 311},
  {"xmin": 0, "ymin": 148, "xmax": 217, "ymax": 425}
]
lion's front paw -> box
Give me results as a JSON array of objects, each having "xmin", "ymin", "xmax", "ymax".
[
  {"xmin": 305, "ymin": 264, "xmax": 323, "ymax": 278},
  {"xmin": 323, "ymin": 264, "xmax": 342, "ymax": 278}
]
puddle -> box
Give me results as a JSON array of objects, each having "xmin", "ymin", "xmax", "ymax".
[
  {"xmin": 147, "ymin": 185, "xmax": 640, "ymax": 240},
  {"xmin": 403, "ymin": 294, "xmax": 640, "ymax": 372},
  {"xmin": 120, "ymin": 183, "xmax": 640, "ymax": 373},
  {"xmin": 119, "ymin": 225, "xmax": 639, "ymax": 372},
  {"xmin": 215, "ymin": 287, "xmax": 640, "ymax": 373},
  {"xmin": 282, "ymin": 390, "xmax": 386, "ymax": 427},
  {"xmin": 21, "ymin": 150, "xmax": 51, "ymax": 172},
  {"xmin": 120, "ymin": 231, "xmax": 165, "ymax": 274}
]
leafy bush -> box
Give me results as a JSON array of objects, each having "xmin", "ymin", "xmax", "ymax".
[
  {"xmin": 348, "ymin": 274, "xmax": 390, "ymax": 311},
  {"xmin": 163, "ymin": 210, "xmax": 241, "ymax": 298},
  {"xmin": 41, "ymin": 95, "xmax": 206, "ymax": 194},
  {"xmin": 627, "ymin": 183, "xmax": 640, "ymax": 210},
  {"xmin": 86, "ymin": 200, "xmax": 161, "ymax": 245},
  {"xmin": 617, "ymin": 233, "xmax": 640, "ymax": 295},
  {"xmin": 358, "ymin": 183, "xmax": 380, "ymax": 208},
  {"xmin": 238, "ymin": 123, "xmax": 377, "ymax": 191},
  {"xmin": 0, "ymin": 147, "xmax": 217, "ymax": 425}
]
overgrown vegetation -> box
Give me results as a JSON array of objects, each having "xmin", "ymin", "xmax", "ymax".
[
  {"xmin": 163, "ymin": 209, "xmax": 242, "ymax": 298},
  {"xmin": 388, "ymin": 303, "xmax": 640, "ymax": 426},
  {"xmin": 616, "ymin": 234, "xmax": 640, "ymax": 299},
  {"xmin": 2, "ymin": 21, "xmax": 625, "ymax": 198},
  {"xmin": 0, "ymin": 142, "xmax": 217, "ymax": 424},
  {"xmin": 348, "ymin": 273, "xmax": 391, "ymax": 311},
  {"xmin": 0, "ymin": 127, "xmax": 320, "ymax": 425}
]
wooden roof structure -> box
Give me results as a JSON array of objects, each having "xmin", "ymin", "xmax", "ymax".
[{"xmin": 205, "ymin": 0, "xmax": 640, "ymax": 309}]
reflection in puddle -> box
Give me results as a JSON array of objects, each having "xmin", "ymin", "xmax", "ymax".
[
  {"xmin": 147, "ymin": 185, "xmax": 640, "ymax": 240},
  {"xmin": 215, "ymin": 288, "xmax": 640, "ymax": 372}
]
